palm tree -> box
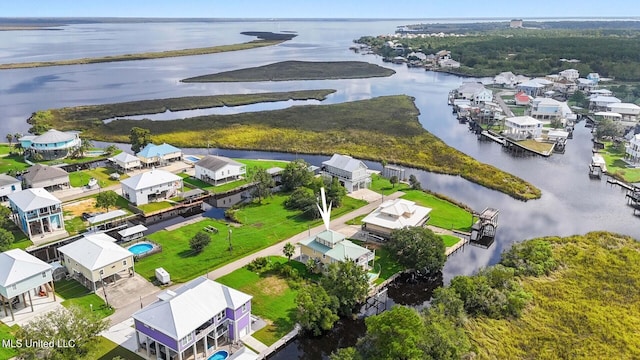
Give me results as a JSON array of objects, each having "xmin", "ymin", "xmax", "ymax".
[{"xmin": 5, "ymin": 134, "xmax": 13, "ymax": 149}]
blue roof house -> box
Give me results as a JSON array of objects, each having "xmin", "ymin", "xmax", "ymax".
[{"xmin": 136, "ymin": 143, "xmax": 183, "ymax": 167}]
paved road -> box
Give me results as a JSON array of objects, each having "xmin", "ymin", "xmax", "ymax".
[
  {"xmin": 107, "ymin": 191, "xmax": 404, "ymax": 325},
  {"xmin": 495, "ymin": 90, "xmax": 516, "ymax": 117}
]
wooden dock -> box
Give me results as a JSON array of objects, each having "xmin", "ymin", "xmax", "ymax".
[
  {"xmin": 607, "ymin": 177, "xmax": 635, "ymax": 191},
  {"xmin": 445, "ymin": 237, "xmax": 469, "ymax": 256},
  {"xmin": 480, "ymin": 130, "xmax": 505, "ymax": 145},
  {"xmin": 502, "ymin": 138, "xmax": 553, "ymax": 157}
]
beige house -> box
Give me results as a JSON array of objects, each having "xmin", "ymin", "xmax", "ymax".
[
  {"xmin": 22, "ymin": 164, "xmax": 70, "ymax": 191},
  {"xmin": 361, "ymin": 199, "xmax": 432, "ymax": 239},
  {"xmin": 57, "ymin": 233, "xmax": 134, "ymax": 291}
]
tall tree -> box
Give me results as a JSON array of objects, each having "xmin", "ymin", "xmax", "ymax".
[
  {"xmin": 0, "ymin": 205, "xmax": 12, "ymax": 229},
  {"xmin": 284, "ymin": 187, "xmax": 319, "ymax": 219},
  {"xmin": 104, "ymin": 145, "xmax": 119, "ymax": 155},
  {"xmin": 129, "ymin": 127, "xmax": 152, "ymax": 153},
  {"xmin": 408, "ymin": 174, "xmax": 422, "ymax": 190},
  {"xmin": 390, "ymin": 175, "xmax": 398, "ymax": 188},
  {"xmin": 320, "ymin": 261, "xmax": 369, "ymax": 316},
  {"xmin": 6, "ymin": 133, "xmax": 13, "ymax": 149},
  {"xmin": 0, "ymin": 228, "xmax": 14, "ymax": 252},
  {"xmin": 387, "ymin": 227, "xmax": 446, "ymax": 275},
  {"xmin": 281, "ymin": 159, "xmax": 312, "ymax": 191},
  {"xmin": 325, "ymin": 177, "xmax": 347, "ymax": 208},
  {"xmin": 295, "ymin": 284, "xmax": 339, "ymax": 336},
  {"xmin": 15, "ymin": 306, "xmax": 109, "ymax": 360},
  {"xmin": 283, "ymin": 242, "xmax": 296, "ymax": 262},
  {"xmin": 95, "ymin": 190, "xmax": 119, "ymax": 211},
  {"xmin": 251, "ymin": 167, "xmax": 275, "ymax": 203}
]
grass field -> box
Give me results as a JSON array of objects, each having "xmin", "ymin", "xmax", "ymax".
[
  {"xmin": 136, "ymin": 194, "xmax": 367, "ymax": 283},
  {"xmin": 63, "ymin": 215, "xmax": 87, "ymax": 236},
  {"xmin": 8, "ymin": 226, "xmax": 31, "ymax": 250},
  {"xmin": 400, "ymin": 190, "xmax": 473, "ymax": 231},
  {"xmin": 182, "ymin": 60, "xmax": 395, "ymax": 82},
  {"xmin": 89, "ymin": 336, "xmax": 145, "ymax": 360},
  {"xmin": 0, "ymin": 322, "xmax": 18, "ymax": 359},
  {"xmin": 351, "ymin": 240, "xmax": 403, "ymax": 284},
  {"xmin": 0, "ymin": 152, "xmax": 29, "ymax": 174},
  {"xmin": 69, "ymin": 167, "xmax": 129, "ymax": 188},
  {"xmin": 439, "ymin": 234, "xmax": 462, "ymax": 247},
  {"xmin": 466, "ymin": 232, "xmax": 640, "ymax": 359},
  {"xmin": 600, "ymin": 143, "xmax": 640, "ymax": 182},
  {"xmin": 370, "ymin": 173, "xmax": 410, "ymax": 195},
  {"xmin": 516, "ymin": 139, "xmax": 555, "ymax": 154},
  {"xmin": 55, "ymin": 279, "xmax": 114, "ymax": 319},
  {"xmin": 137, "ymin": 201, "xmax": 173, "ymax": 214}
]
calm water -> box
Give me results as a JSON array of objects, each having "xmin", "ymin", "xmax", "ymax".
[{"xmin": 2, "ymin": 19, "xmax": 639, "ymax": 359}]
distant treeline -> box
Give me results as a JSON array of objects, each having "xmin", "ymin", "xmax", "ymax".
[{"xmin": 400, "ymin": 20, "xmax": 640, "ymax": 34}]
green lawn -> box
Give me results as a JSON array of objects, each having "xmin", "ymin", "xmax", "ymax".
[
  {"xmin": 8, "ymin": 226, "xmax": 32, "ymax": 250},
  {"xmin": 401, "ymin": 190, "xmax": 473, "ymax": 231},
  {"xmin": 351, "ymin": 240, "xmax": 403, "ymax": 285},
  {"xmin": 69, "ymin": 167, "xmax": 129, "ymax": 188},
  {"xmin": 217, "ymin": 256, "xmax": 304, "ymax": 346},
  {"xmin": 55, "ymin": 279, "xmax": 114, "ymax": 319},
  {"xmin": 88, "ymin": 336, "xmax": 145, "ymax": 360},
  {"xmin": 0, "ymin": 152, "xmax": 29, "ymax": 174},
  {"xmin": 600, "ymin": 143, "xmax": 640, "ymax": 183},
  {"xmin": 63, "ymin": 215, "xmax": 87, "ymax": 235},
  {"xmin": 0, "ymin": 322, "xmax": 18, "ymax": 359},
  {"xmin": 136, "ymin": 194, "xmax": 367, "ymax": 283},
  {"xmin": 346, "ymin": 214, "xmax": 366, "ymax": 225},
  {"xmin": 0, "ymin": 144, "xmax": 10, "ymax": 155},
  {"xmin": 509, "ymin": 106, "xmax": 526, "ymax": 116},
  {"xmin": 370, "ymin": 173, "xmax": 410, "ymax": 195},
  {"xmin": 440, "ymin": 234, "xmax": 462, "ymax": 247},
  {"xmin": 179, "ymin": 173, "xmax": 248, "ymax": 193},
  {"xmin": 137, "ymin": 201, "xmax": 173, "ymax": 214},
  {"xmin": 236, "ymin": 158, "xmax": 290, "ymax": 170}
]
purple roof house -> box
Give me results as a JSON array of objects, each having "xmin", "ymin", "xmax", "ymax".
[{"xmin": 132, "ymin": 277, "xmax": 252, "ymax": 360}]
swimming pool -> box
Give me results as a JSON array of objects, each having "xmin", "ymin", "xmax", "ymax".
[
  {"xmin": 127, "ymin": 242, "xmax": 154, "ymax": 256},
  {"xmin": 184, "ymin": 155, "xmax": 201, "ymax": 163},
  {"xmin": 208, "ymin": 350, "xmax": 228, "ymax": 360}
]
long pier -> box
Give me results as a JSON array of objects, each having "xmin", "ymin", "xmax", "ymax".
[{"xmin": 479, "ymin": 130, "xmax": 505, "ymax": 145}]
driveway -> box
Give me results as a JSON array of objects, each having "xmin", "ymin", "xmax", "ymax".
[{"xmin": 96, "ymin": 273, "xmax": 159, "ymax": 309}]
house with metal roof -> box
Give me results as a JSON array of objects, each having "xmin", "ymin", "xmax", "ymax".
[
  {"xmin": 57, "ymin": 233, "xmax": 134, "ymax": 291},
  {"xmin": 0, "ymin": 174, "xmax": 21, "ymax": 202},
  {"xmin": 136, "ymin": 143, "xmax": 183, "ymax": 167},
  {"xmin": 361, "ymin": 199, "xmax": 432, "ymax": 239},
  {"xmin": 530, "ymin": 97, "xmax": 574, "ymax": 125},
  {"xmin": 22, "ymin": 164, "xmax": 70, "ymax": 191},
  {"xmin": 132, "ymin": 277, "xmax": 252, "ymax": 360},
  {"xmin": 321, "ymin": 154, "xmax": 371, "ymax": 193},
  {"xmin": 589, "ymin": 95, "xmax": 621, "ymax": 111},
  {"xmin": 626, "ymin": 134, "xmax": 640, "ymax": 163},
  {"xmin": 120, "ymin": 169, "xmax": 183, "ymax": 205},
  {"xmin": 607, "ymin": 103, "xmax": 640, "ymax": 121},
  {"xmin": 7, "ymin": 188, "xmax": 66, "ymax": 240},
  {"xmin": 18, "ymin": 129, "xmax": 81, "ymax": 160},
  {"xmin": 109, "ymin": 152, "xmax": 142, "ymax": 172},
  {"xmin": 194, "ymin": 155, "xmax": 246, "ymax": 185},
  {"xmin": 504, "ymin": 116, "xmax": 543, "ymax": 140},
  {"xmin": 0, "ymin": 249, "xmax": 56, "ymax": 321},
  {"xmin": 516, "ymin": 80, "xmax": 546, "ymax": 97}
]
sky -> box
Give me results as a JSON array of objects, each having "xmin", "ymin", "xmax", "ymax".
[{"xmin": 2, "ymin": 0, "xmax": 639, "ymax": 19}]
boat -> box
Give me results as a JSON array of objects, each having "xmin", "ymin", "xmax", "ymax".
[{"xmin": 87, "ymin": 178, "xmax": 98, "ymax": 188}]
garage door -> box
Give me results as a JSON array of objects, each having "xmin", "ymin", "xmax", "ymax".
[{"xmin": 239, "ymin": 326, "xmax": 249, "ymax": 337}]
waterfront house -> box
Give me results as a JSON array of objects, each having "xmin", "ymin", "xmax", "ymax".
[
  {"xmin": 22, "ymin": 164, "xmax": 70, "ymax": 191},
  {"xmin": 361, "ymin": 199, "xmax": 432, "ymax": 239},
  {"xmin": 516, "ymin": 80, "xmax": 545, "ymax": 97},
  {"xmin": 590, "ymin": 89, "xmax": 613, "ymax": 97},
  {"xmin": 18, "ymin": 129, "xmax": 81, "ymax": 160},
  {"xmin": 589, "ymin": 96, "xmax": 621, "ymax": 111},
  {"xmin": 120, "ymin": 169, "xmax": 182, "ymax": 206},
  {"xmin": 136, "ymin": 143, "xmax": 183, "ymax": 167},
  {"xmin": 514, "ymin": 91, "xmax": 532, "ymax": 106},
  {"xmin": 456, "ymin": 82, "xmax": 493, "ymax": 104},
  {"xmin": 504, "ymin": 116, "xmax": 543, "ymax": 140},
  {"xmin": 0, "ymin": 249, "xmax": 55, "ymax": 321},
  {"xmin": 0, "ymin": 174, "xmax": 21, "ymax": 202},
  {"xmin": 321, "ymin": 154, "xmax": 371, "ymax": 193},
  {"xmin": 559, "ymin": 69, "xmax": 579, "ymax": 82},
  {"xmin": 57, "ymin": 233, "xmax": 134, "ymax": 292},
  {"xmin": 626, "ymin": 134, "xmax": 640, "ymax": 162},
  {"xmin": 594, "ymin": 111, "xmax": 623, "ymax": 122},
  {"xmin": 109, "ymin": 152, "xmax": 142, "ymax": 172},
  {"xmin": 530, "ymin": 97, "xmax": 573, "ymax": 125},
  {"xmin": 7, "ymin": 188, "xmax": 65, "ymax": 240},
  {"xmin": 439, "ymin": 58, "xmax": 460, "ymax": 68},
  {"xmin": 194, "ymin": 155, "xmax": 246, "ymax": 185},
  {"xmin": 493, "ymin": 71, "xmax": 517, "ymax": 88},
  {"xmin": 607, "ymin": 103, "xmax": 640, "ymax": 121},
  {"xmin": 132, "ymin": 277, "xmax": 252, "ymax": 360},
  {"xmin": 577, "ymin": 78, "xmax": 597, "ymax": 92}
]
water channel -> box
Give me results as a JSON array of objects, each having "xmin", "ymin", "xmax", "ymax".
[{"xmin": 2, "ymin": 19, "xmax": 638, "ymax": 359}]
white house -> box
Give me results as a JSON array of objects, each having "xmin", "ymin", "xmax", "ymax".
[
  {"xmin": 530, "ymin": 97, "xmax": 573, "ymax": 124},
  {"xmin": 439, "ymin": 58, "xmax": 460, "ymax": 68},
  {"xmin": 627, "ymin": 134, "xmax": 640, "ymax": 162},
  {"xmin": 590, "ymin": 96, "xmax": 622, "ymax": 111},
  {"xmin": 194, "ymin": 156, "xmax": 246, "ymax": 185},
  {"xmin": 57, "ymin": 233, "xmax": 134, "ymax": 291},
  {"xmin": 559, "ymin": 69, "xmax": 579, "ymax": 82},
  {"xmin": 0, "ymin": 249, "xmax": 56, "ymax": 321},
  {"xmin": 22, "ymin": 164, "xmax": 70, "ymax": 191},
  {"xmin": 7, "ymin": 188, "xmax": 66, "ymax": 240},
  {"xmin": 109, "ymin": 152, "xmax": 141, "ymax": 172},
  {"xmin": 0, "ymin": 174, "xmax": 21, "ymax": 202},
  {"xmin": 322, "ymin": 154, "xmax": 371, "ymax": 193},
  {"xmin": 18, "ymin": 129, "xmax": 81, "ymax": 160},
  {"xmin": 493, "ymin": 71, "xmax": 517, "ymax": 87},
  {"xmin": 361, "ymin": 199, "xmax": 432, "ymax": 239},
  {"xmin": 607, "ymin": 103, "xmax": 640, "ymax": 121},
  {"xmin": 120, "ymin": 169, "xmax": 182, "ymax": 205},
  {"xmin": 504, "ymin": 116, "xmax": 543, "ymax": 140}
]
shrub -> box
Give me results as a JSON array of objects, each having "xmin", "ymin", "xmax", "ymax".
[
  {"xmin": 247, "ymin": 257, "xmax": 270, "ymax": 272},
  {"xmin": 189, "ymin": 231, "xmax": 211, "ymax": 253}
]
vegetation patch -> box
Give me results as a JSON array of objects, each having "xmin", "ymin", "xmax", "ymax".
[
  {"xmin": 137, "ymin": 201, "xmax": 173, "ymax": 214},
  {"xmin": 439, "ymin": 234, "xmax": 461, "ymax": 247},
  {"xmin": 600, "ymin": 142, "xmax": 640, "ymax": 183},
  {"xmin": 401, "ymin": 189, "xmax": 473, "ymax": 231},
  {"xmin": 68, "ymin": 167, "xmax": 129, "ymax": 188},
  {"xmin": 55, "ymin": 279, "xmax": 114, "ymax": 319},
  {"xmin": 182, "ymin": 60, "xmax": 395, "ymax": 82},
  {"xmin": 0, "ymin": 322, "xmax": 18, "ymax": 359},
  {"xmin": 370, "ymin": 173, "xmax": 410, "ymax": 195},
  {"xmin": 89, "ymin": 336, "xmax": 145, "ymax": 360},
  {"xmin": 516, "ymin": 139, "xmax": 555, "ymax": 154}
]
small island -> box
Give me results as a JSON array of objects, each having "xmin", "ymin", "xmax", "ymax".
[
  {"xmin": 181, "ymin": 60, "xmax": 396, "ymax": 82},
  {"xmin": 27, "ymin": 93, "xmax": 540, "ymax": 200}
]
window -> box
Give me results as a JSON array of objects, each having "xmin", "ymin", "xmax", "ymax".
[
  {"xmin": 99, "ymin": 269, "xmax": 104, "ymax": 275},
  {"xmin": 242, "ymin": 304, "xmax": 247, "ymax": 313},
  {"xmin": 42, "ymin": 272, "xmax": 46, "ymax": 278},
  {"xmin": 12, "ymin": 284, "xmax": 16, "ymax": 290},
  {"xmin": 216, "ymin": 310, "xmax": 225, "ymax": 321},
  {"xmin": 180, "ymin": 333, "xmax": 193, "ymax": 346},
  {"xmin": 123, "ymin": 260, "xmax": 127, "ymax": 266}
]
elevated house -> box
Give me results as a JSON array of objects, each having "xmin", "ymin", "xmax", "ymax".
[
  {"xmin": 607, "ymin": 103, "xmax": 640, "ymax": 121},
  {"xmin": 299, "ymin": 188, "xmax": 374, "ymax": 270},
  {"xmin": 627, "ymin": 134, "xmax": 640, "ymax": 163},
  {"xmin": 589, "ymin": 96, "xmax": 621, "ymax": 111},
  {"xmin": 57, "ymin": 233, "xmax": 134, "ymax": 292},
  {"xmin": 22, "ymin": 164, "xmax": 70, "ymax": 191},
  {"xmin": 439, "ymin": 58, "xmax": 460, "ymax": 68},
  {"xmin": 587, "ymin": 72, "xmax": 600, "ymax": 84},
  {"xmin": 493, "ymin": 71, "xmax": 517, "ymax": 88},
  {"xmin": 361, "ymin": 199, "xmax": 432, "ymax": 239},
  {"xmin": 321, "ymin": 154, "xmax": 371, "ymax": 193},
  {"xmin": 530, "ymin": 97, "xmax": 574, "ymax": 125},
  {"xmin": 109, "ymin": 152, "xmax": 142, "ymax": 172},
  {"xmin": 456, "ymin": 82, "xmax": 493, "ymax": 105},
  {"xmin": 514, "ymin": 91, "xmax": 532, "ymax": 106},
  {"xmin": 120, "ymin": 169, "xmax": 182, "ymax": 206},
  {"xmin": 132, "ymin": 277, "xmax": 252, "ymax": 360},
  {"xmin": 194, "ymin": 155, "xmax": 246, "ymax": 185},
  {"xmin": 504, "ymin": 116, "xmax": 543, "ymax": 140},
  {"xmin": 0, "ymin": 174, "xmax": 21, "ymax": 202},
  {"xmin": 559, "ymin": 68, "xmax": 579, "ymax": 82},
  {"xmin": 7, "ymin": 188, "xmax": 66, "ymax": 240},
  {"xmin": 516, "ymin": 80, "xmax": 545, "ymax": 97},
  {"xmin": 0, "ymin": 249, "xmax": 56, "ymax": 321},
  {"xmin": 18, "ymin": 129, "xmax": 81, "ymax": 160},
  {"xmin": 136, "ymin": 143, "xmax": 183, "ymax": 167}
]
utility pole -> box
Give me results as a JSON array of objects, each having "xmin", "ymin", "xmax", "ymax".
[{"xmin": 228, "ymin": 229, "xmax": 233, "ymax": 253}]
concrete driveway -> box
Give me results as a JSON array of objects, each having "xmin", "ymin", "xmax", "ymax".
[{"xmin": 96, "ymin": 273, "xmax": 159, "ymax": 309}]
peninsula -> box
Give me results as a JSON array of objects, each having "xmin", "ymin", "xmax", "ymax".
[
  {"xmin": 27, "ymin": 93, "xmax": 540, "ymax": 200},
  {"xmin": 181, "ymin": 60, "xmax": 396, "ymax": 82}
]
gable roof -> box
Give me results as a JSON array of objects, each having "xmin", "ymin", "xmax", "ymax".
[
  {"xmin": 195, "ymin": 155, "xmax": 243, "ymax": 172},
  {"xmin": 0, "ymin": 249, "xmax": 52, "ymax": 287},
  {"xmin": 323, "ymin": 154, "xmax": 367, "ymax": 172},
  {"xmin": 110, "ymin": 152, "xmax": 140, "ymax": 164},
  {"xmin": 137, "ymin": 143, "xmax": 181, "ymax": 159},
  {"xmin": 518, "ymin": 80, "xmax": 544, "ymax": 89},
  {"xmin": 0, "ymin": 174, "xmax": 20, "ymax": 187},
  {"xmin": 7, "ymin": 188, "xmax": 61, "ymax": 211},
  {"xmin": 120, "ymin": 169, "xmax": 181, "ymax": 191},
  {"xmin": 515, "ymin": 91, "xmax": 531, "ymax": 102},
  {"xmin": 22, "ymin": 164, "xmax": 69, "ymax": 183},
  {"xmin": 57, "ymin": 233, "xmax": 131, "ymax": 271},
  {"xmin": 132, "ymin": 277, "xmax": 252, "ymax": 340}
]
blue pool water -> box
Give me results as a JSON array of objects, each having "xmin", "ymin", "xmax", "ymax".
[
  {"xmin": 127, "ymin": 243, "xmax": 153, "ymax": 255},
  {"xmin": 185, "ymin": 155, "xmax": 201, "ymax": 162},
  {"xmin": 208, "ymin": 350, "xmax": 228, "ymax": 360}
]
